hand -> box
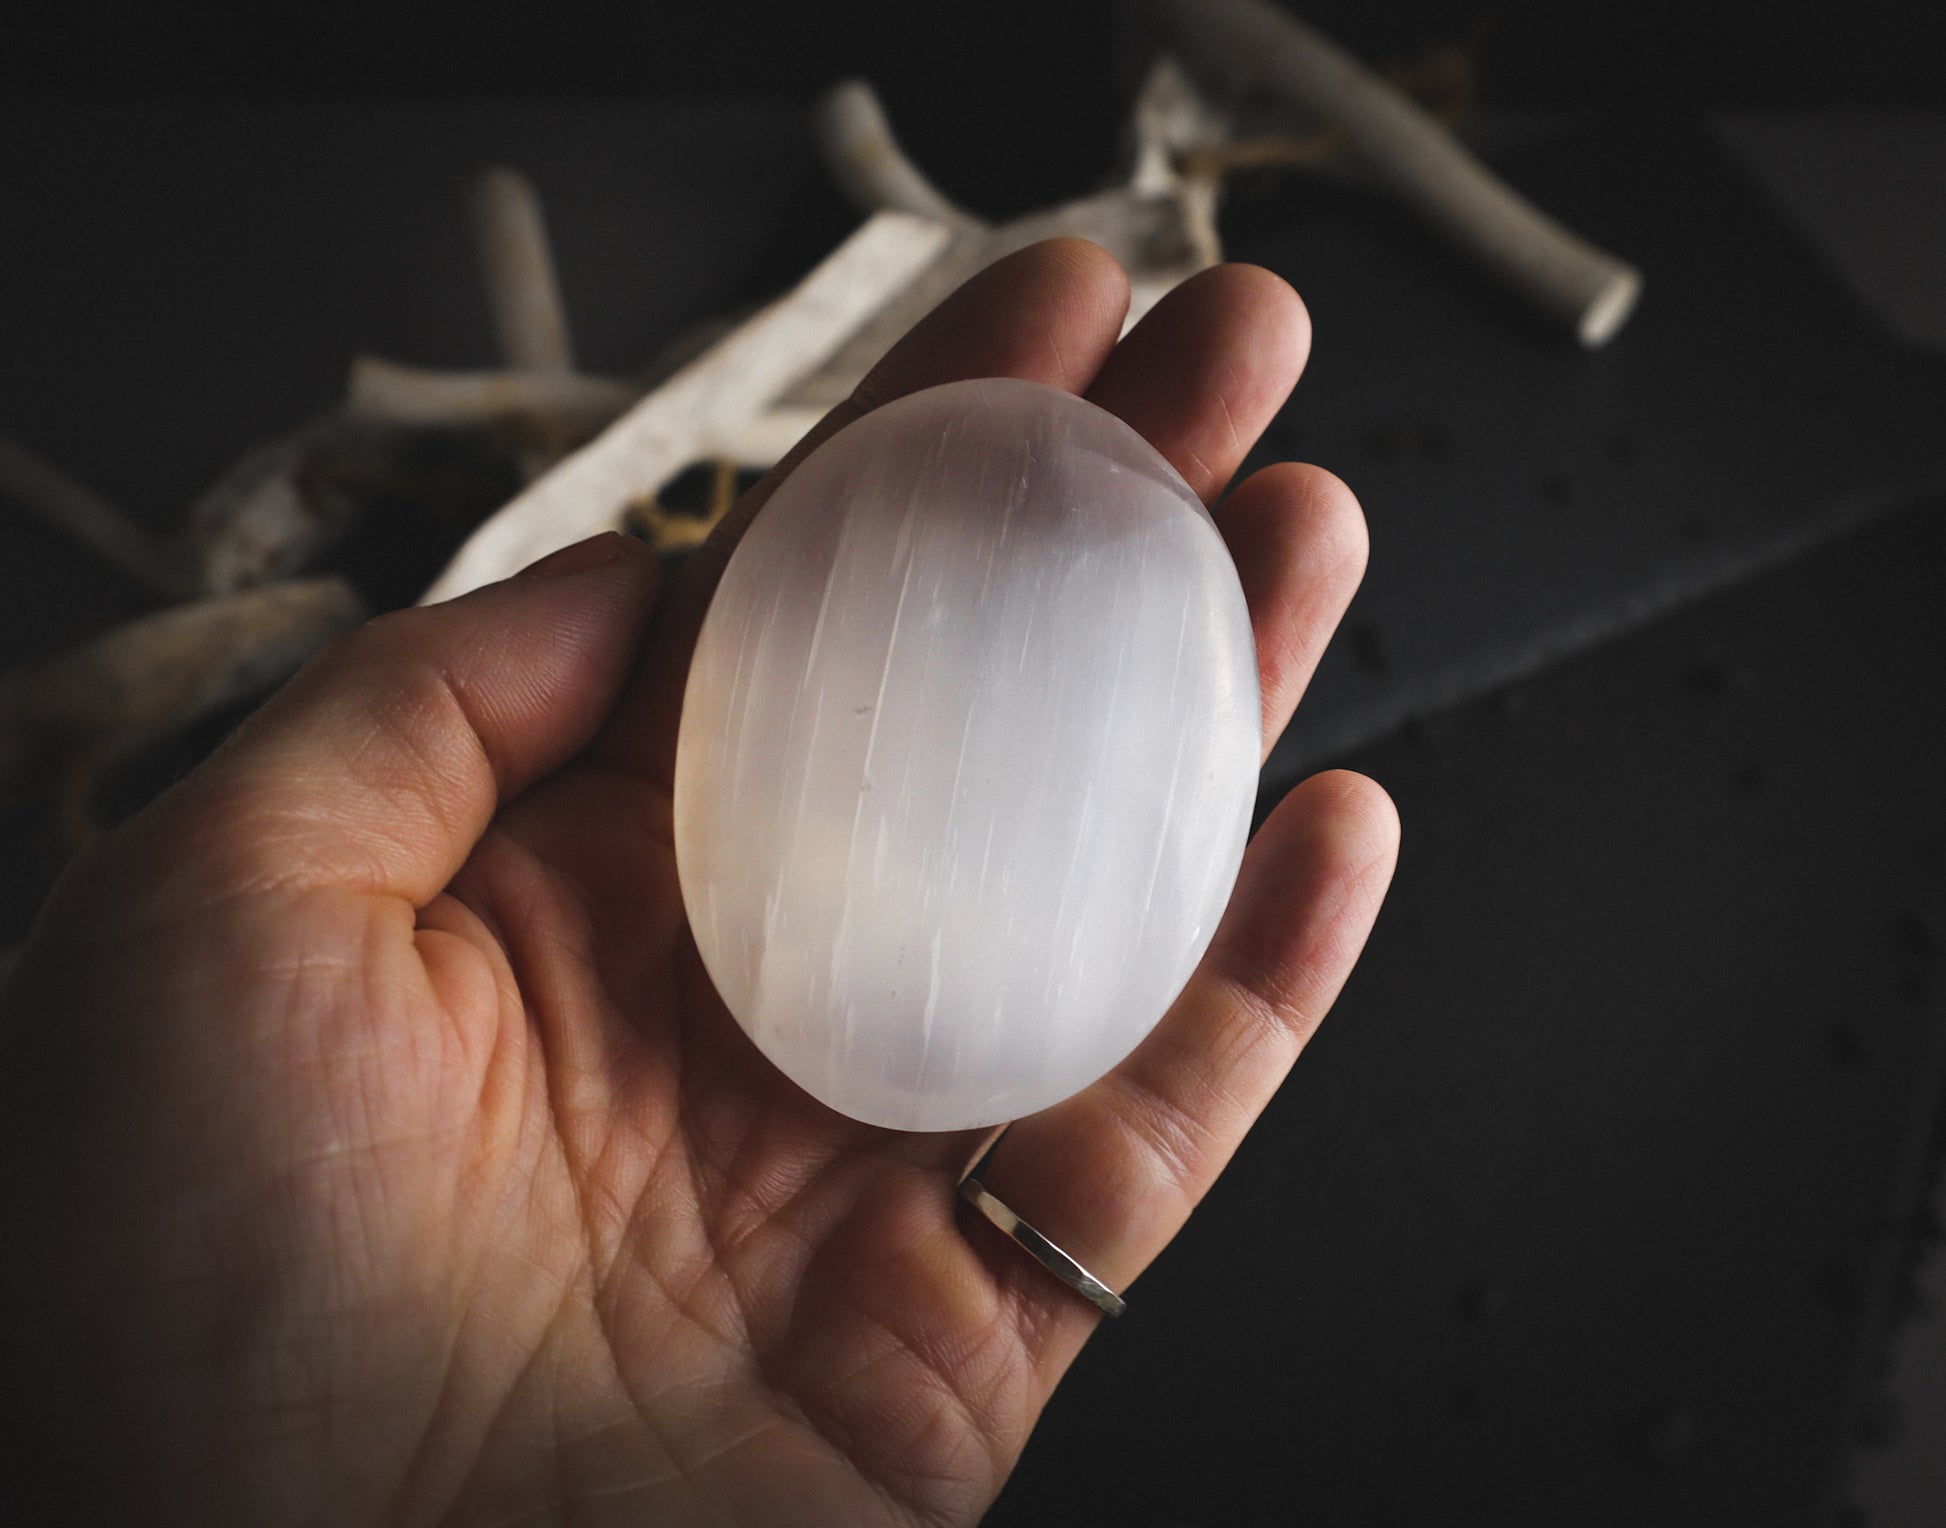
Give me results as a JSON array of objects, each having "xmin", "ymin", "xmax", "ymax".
[{"xmin": 1, "ymin": 239, "xmax": 1397, "ymax": 1526}]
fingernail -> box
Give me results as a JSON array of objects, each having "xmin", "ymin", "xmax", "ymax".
[{"xmin": 518, "ymin": 532, "xmax": 625, "ymax": 579}]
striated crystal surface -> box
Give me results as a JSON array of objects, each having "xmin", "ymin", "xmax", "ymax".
[{"xmin": 673, "ymin": 377, "xmax": 1260, "ymax": 1131}]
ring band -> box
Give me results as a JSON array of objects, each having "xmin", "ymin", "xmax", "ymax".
[{"xmin": 958, "ymin": 1156, "xmax": 1127, "ymax": 1319}]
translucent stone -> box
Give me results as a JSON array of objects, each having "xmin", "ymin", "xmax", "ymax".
[{"xmin": 674, "ymin": 377, "xmax": 1260, "ymax": 1131}]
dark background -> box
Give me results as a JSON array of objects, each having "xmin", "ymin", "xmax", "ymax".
[
  {"xmin": 9, "ymin": 1, "xmax": 1946, "ymax": 197},
  {"xmin": 5, "ymin": 1, "xmax": 1945, "ymax": 1523}
]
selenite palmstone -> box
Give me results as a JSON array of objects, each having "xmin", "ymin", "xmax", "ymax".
[{"xmin": 673, "ymin": 377, "xmax": 1260, "ymax": 1132}]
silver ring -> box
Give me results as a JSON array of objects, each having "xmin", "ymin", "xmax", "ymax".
[{"xmin": 958, "ymin": 1150, "xmax": 1126, "ymax": 1318}]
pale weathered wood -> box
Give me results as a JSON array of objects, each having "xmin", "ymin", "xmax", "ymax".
[
  {"xmin": 1159, "ymin": 0, "xmax": 1642, "ymax": 346},
  {"xmin": 786, "ymin": 67, "xmax": 1229, "ymax": 410},
  {"xmin": 184, "ymin": 417, "xmax": 358, "ymax": 595},
  {"xmin": 0, "ymin": 576, "xmax": 365, "ymax": 792},
  {"xmin": 816, "ymin": 81, "xmax": 980, "ymax": 228},
  {"xmin": 420, "ymin": 211, "xmax": 954, "ymax": 602},
  {"xmin": 347, "ymin": 357, "xmax": 640, "ymax": 435},
  {"xmin": 469, "ymin": 167, "xmax": 575, "ymax": 373},
  {"xmin": 707, "ymin": 407, "xmax": 824, "ymax": 469}
]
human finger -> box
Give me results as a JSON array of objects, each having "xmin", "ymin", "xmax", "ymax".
[
  {"xmin": 957, "ymin": 770, "xmax": 1399, "ymax": 1363},
  {"xmin": 1214, "ymin": 461, "xmax": 1369, "ymax": 758},
  {"xmin": 144, "ymin": 532, "xmax": 660, "ymax": 906},
  {"xmin": 1085, "ymin": 262, "xmax": 1312, "ymax": 505}
]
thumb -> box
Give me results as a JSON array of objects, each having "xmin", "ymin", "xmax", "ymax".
[{"xmin": 152, "ymin": 531, "xmax": 660, "ymax": 906}]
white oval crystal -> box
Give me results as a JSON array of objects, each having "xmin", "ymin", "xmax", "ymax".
[{"xmin": 673, "ymin": 377, "xmax": 1260, "ymax": 1131}]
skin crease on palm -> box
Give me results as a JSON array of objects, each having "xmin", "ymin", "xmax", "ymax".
[{"xmin": 0, "ymin": 239, "xmax": 1398, "ymax": 1527}]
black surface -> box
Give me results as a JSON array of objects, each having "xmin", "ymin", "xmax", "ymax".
[
  {"xmin": 990, "ymin": 494, "xmax": 1946, "ymax": 1527},
  {"xmin": 1229, "ymin": 114, "xmax": 1946, "ymax": 789}
]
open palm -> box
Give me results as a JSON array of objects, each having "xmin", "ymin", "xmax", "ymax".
[{"xmin": 1, "ymin": 240, "xmax": 1396, "ymax": 1527}]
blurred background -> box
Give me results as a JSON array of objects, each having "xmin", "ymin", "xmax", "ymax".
[{"xmin": 3, "ymin": 1, "xmax": 1944, "ymax": 1522}]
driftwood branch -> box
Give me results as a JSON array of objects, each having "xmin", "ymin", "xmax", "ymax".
[
  {"xmin": 184, "ymin": 418, "xmax": 358, "ymax": 595},
  {"xmin": 815, "ymin": 82, "xmax": 980, "ymax": 228},
  {"xmin": 0, "ymin": 432, "xmax": 195, "ymax": 599},
  {"xmin": 421, "ymin": 211, "xmax": 954, "ymax": 602},
  {"xmin": 1158, "ymin": 0, "xmax": 1642, "ymax": 346},
  {"xmin": 0, "ymin": 576, "xmax": 365, "ymax": 796},
  {"xmin": 788, "ymin": 69, "xmax": 1227, "ymax": 410},
  {"xmin": 397, "ymin": 65, "xmax": 1229, "ymax": 594},
  {"xmin": 421, "ymin": 65, "xmax": 1230, "ymax": 598},
  {"xmin": 346, "ymin": 357, "xmax": 640, "ymax": 436},
  {"xmin": 709, "ymin": 407, "xmax": 823, "ymax": 469},
  {"xmin": 1125, "ymin": 53, "xmax": 1236, "ymax": 198},
  {"xmin": 470, "ymin": 167, "xmax": 579, "ymax": 481},
  {"xmin": 469, "ymin": 167, "xmax": 575, "ymax": 373}
]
